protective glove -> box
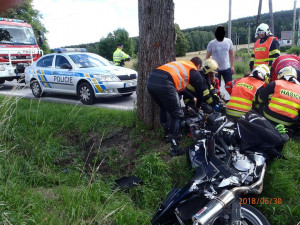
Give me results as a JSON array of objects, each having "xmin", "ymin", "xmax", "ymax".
[{"xmin": 275, "ymin": 124, "xmax": 287, "ymax": 134}]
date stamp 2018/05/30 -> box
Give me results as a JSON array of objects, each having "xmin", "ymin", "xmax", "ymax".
[{"xmin": 239, "ymin": 197, "xmax": 282, "ymax": 205}]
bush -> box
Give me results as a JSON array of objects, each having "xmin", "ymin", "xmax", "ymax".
[
  {"xmin": 279, "ymin": 45, "xmax": 292, "ymax": 53},
  {"xmin": 234, "ymin": 60, "xmax": 250, "ymax": 75},
  {"xmin": 287, "ymin": 46, "xmax": 300, "ymax": 56}
]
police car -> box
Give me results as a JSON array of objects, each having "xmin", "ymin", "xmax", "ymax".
[{"xmin": 24, "ymin": 48, "xmax": 137, "ymax": 105}]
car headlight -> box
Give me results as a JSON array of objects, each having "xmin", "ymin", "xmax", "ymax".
[{"xmin": 93, "ymin": 74, "xmax": 120, "ymax": 82}]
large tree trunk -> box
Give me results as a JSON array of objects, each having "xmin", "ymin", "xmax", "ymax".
[{"xmin": 137, "ymin": 0, "xmax": 176, "ymax": 128}]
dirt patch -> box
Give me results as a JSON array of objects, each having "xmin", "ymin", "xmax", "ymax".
[{"xmin": 82, "ymin": 127, "xmax": 139, "ymax": 177}]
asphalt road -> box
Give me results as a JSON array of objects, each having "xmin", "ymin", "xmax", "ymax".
[
  {"xmin": 0, "ymin": 80, "xmax": 229, "ymax": 110},
  {"xmin": 0, "ymin": 80, "xmax": 137, "ymax": 110}
]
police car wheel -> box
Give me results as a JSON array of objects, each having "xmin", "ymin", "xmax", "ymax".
[
  {"xmin": 79, "ymin": 82, "xmax": 95, "ymax": 105},
  {"xmin": 30, "ymin": 80, "xmax": 43, "ymax": 98}
]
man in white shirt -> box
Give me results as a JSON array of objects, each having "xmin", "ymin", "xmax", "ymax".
[{"xmin": 206, "ymin": 26, "xmax": 235, "ymax": 84}]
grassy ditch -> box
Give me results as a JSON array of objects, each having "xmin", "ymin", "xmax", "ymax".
[{"xmin": 0, "ymin": 96, "xmax": 299, "ymax": 224}]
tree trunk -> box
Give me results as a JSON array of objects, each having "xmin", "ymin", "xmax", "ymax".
[
  {"xmin": 137, "ymin": 0, "xmax": 176, "ymax": 128},
  {"xmin": 257, "ymin": 0, "xmax": 263, "ymax": 27}
]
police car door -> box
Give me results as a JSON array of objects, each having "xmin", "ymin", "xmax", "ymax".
[
  {"xmin": 35, "ymin": 55, "xmax": 54, "ymax": 90},
  {"xmin": 53, "ymin": 55, "xmax": 75, "ymax": 93}
]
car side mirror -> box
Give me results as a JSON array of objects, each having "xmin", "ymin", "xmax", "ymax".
[{"xmin": 60, "ymin": 63, "xmax": 72, "ymax": 69}]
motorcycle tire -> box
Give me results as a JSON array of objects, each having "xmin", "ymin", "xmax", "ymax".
[{"xmin": 207, "ymin": 204, "xmax": 271, "ymax": 225}]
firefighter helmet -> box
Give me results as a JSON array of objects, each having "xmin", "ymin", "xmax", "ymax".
[
  {"xmin": 251, "ymin": 64, "xmax": 270, "ymax": 83},
  {"xmin": 202, "ymin": 59, "xmax": 218, "ymax": 74},
  {"xmin": 255, "ymin": 23, "xmax": 272, "ymax": 38},
  {"xmin": 277, "ymin": 66, "xmax": 297, "ymax": 81}
]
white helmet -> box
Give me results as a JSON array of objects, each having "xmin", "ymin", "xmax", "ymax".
[
  {"xmin": 277, "ymin": 66, "xmax": 298, "ymax": 83},
  {"xmin": 255, "ymin": 23, "xmax": 272, "ymax": 38},
  {"xmin": 250, "ymin": 64, "xmax": 270, "ymax": 83}
]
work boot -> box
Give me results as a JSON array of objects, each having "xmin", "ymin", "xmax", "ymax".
[
  {"xmin": 165, "ymin": 134, "xmax": 182, "ymax": 143},
  {"xmin": 169, "ymin": 139, "xmax": 186, "ymax": 157}
]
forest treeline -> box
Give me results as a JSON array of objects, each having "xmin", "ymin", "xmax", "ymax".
[{"xmin": 67, "ymin": 9, "xmax": 300, "ymax": 58}]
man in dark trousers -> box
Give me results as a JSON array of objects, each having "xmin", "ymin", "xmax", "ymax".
[{"xmin": 147, "ymin": 57, "xmax": 203, "ymax": 157}]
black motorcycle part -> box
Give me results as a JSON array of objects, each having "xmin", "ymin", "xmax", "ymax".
[{"xmin": 175, "ymin": 194, "xmax": 209, "ymax": 222}]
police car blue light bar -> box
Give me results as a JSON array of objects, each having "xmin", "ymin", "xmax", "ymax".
[
  {"xmin": 54, "ymin": 48, "xmax": 87, "ymax": 53},
  {"xmin": 0, "ymin": 18, "xmax": 26, "ymax": 23}
]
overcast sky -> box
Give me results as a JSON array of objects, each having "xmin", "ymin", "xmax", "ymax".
[{"xmin": 32, "ymin": 0, "xmax": 298, "ymax": 49}]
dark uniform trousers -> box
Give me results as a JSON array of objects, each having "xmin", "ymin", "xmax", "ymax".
[{"xmin": 146, "ymin": 71, "xmax": 183, "ymax": 141}]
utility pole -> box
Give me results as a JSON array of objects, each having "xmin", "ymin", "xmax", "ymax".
[
  {"xmin": 228, "ymin": 0, "xmax": 232, "ymax": 40},
  {"xmin": 293, "ymin": 0, "xmax": 297, "ymax": 45},
  {"xmin": 269, "ymin": 0, "xmax": 274, "ymax": 34},
  {"xmin": 247, "ymin": 23, "xmax": 252, "ymax": 52},
  {"xmin": 257, "ymin": 0, "xmax": 263, "ymax": 27}
]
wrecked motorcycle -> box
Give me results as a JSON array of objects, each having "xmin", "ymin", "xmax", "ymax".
[{"xmin": 152, "ymin": 109, "xmax": 284, "ymax": 225}]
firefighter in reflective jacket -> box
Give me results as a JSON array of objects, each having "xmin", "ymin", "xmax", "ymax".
[
  {"xmin": 183, "ymin": 59, "xmax": 219, "ymax": 111},
  {"xmin": 249, "ymin": 23, "xmax": 280, "ymax": 71},
  {"xmin": 226, "ymin": 64, "xmax": 269, "ymax": 118},
  {"xmin": 113, "ymin": 43, "xmax": 131, "ymax": 66},
  {"xmin": 259, "ymin": 66, "xmax": 300, "ymax": 127},
  {"xmin": 147, "ymin": 57, "xmax": 203, "ymax": 157}
]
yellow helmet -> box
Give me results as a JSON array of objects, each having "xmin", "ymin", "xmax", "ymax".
[
  {"xmin": 202, "ymin": 59, "xmax": 218, "ymax": 74},
  {"xmin": 251, "ymin": 64, "xmax": 270, "ymax": 83},
  {"xmin": 277, "ymin": 66, "xmax": 297, "ymax": 81}
]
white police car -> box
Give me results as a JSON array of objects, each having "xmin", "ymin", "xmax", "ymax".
[{"xmin": 24, "ymin": 48, "xmax": 137, "ymax": 105}]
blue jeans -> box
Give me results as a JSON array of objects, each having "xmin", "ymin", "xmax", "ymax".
[{"xmin": 217, "ymin": 68, "xmax": 232, "ymax": 84}]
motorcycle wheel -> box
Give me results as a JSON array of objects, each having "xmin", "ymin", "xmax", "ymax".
[{"xmin": 208, "ymin": 204, "xmax": 270, "ymax": 225}]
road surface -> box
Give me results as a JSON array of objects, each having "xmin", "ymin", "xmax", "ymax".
[
  {"xmin": 0, "ymin": 80, "xmax": 137, "ymax": 110},
  {"xmin": 0, "ymin": 80, "xmax": 229, "ymax": 110}
]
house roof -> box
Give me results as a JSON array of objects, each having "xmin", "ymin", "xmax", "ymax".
[{"xmin": 281, "ymin": 31, "xmax": 294, "ymax": 40}]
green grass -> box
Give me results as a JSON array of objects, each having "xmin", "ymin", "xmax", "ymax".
[{"xmin": 0, "ymin": 95, "xmax": 299, "ymax": 224}]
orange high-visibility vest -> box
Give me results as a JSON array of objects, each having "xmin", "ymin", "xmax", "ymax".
[
  {"xmin": 253, "ymin": 36, "xmax": 275, "ymax": 68},
  {"xmin": 268, "ymin": 80, "xmax": 300, "ymax": 119},
  {"xmin": 157, "ymin": 61, "xmax": 197, "ymax": 92},
  {"xmin": 226, "ymin": 77, "xmax": 265, "ymax": 117}
]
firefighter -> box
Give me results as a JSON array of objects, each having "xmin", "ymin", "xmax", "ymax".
[
  {"xmin": 249, "ymin": 23, "xmax": 280, "ymax": 71},
  {"xmin": 183, "ymin": 59, "xmax": 220, "ymax": 113},
  {"xmin": 113, "ymin": 43, "xmax": 131, "ymax": 66},
  {"xmin": 259, "ymin": 66, "xmax": 300, "ymax": 127},
  {"xmin": 270, "ymin": 54, "xmax": 300, "ymax": 82},
  {"xmin": 147, "ymin": 57, "xmax": 204, "ymax": 157},
  {"xmin": 225, "ymin": 73, "xmax": 250, "ymax": 95},
  {"xmin": 226, "ymin": 64, "xmax": 270, "ymax": 119}
]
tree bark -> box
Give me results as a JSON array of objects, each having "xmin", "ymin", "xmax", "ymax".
[{"xmin": 137, "ymin": 0, "xmax": 176, "ymax": 128}]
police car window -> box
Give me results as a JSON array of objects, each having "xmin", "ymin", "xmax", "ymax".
[
  {"xmin": 69, "ymin": 53, "xmax": 110, "ymax": 68},
  {"xmin": 55, "ymin": 55, "xmax": 71, "ymax": 68},
  {"xmin": 36, "ymin": 55, "xmax": 54, "ymax": 68}
]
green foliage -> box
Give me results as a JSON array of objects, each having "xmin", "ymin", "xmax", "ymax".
[
  {"xmin": 279, "ymin": 45, "xmax": 292, "ymax": 53},
  {"xmin": 0, "ymin": 0, "xmax": 50, "ymax": 54},
  {"xmin": 98, "ymin": 28, "xmax": 134, "ymax": 60},
  {"xmin": 234, "ymin": 48, "xmax": 251, "ymax": 76},
  {"xmin": 287, "ymin": 46, "xmax": 300, "ymax": 56},
  {"xmin": 175, "ymin": 24, "xmax": 189, "ymax": 57}
]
